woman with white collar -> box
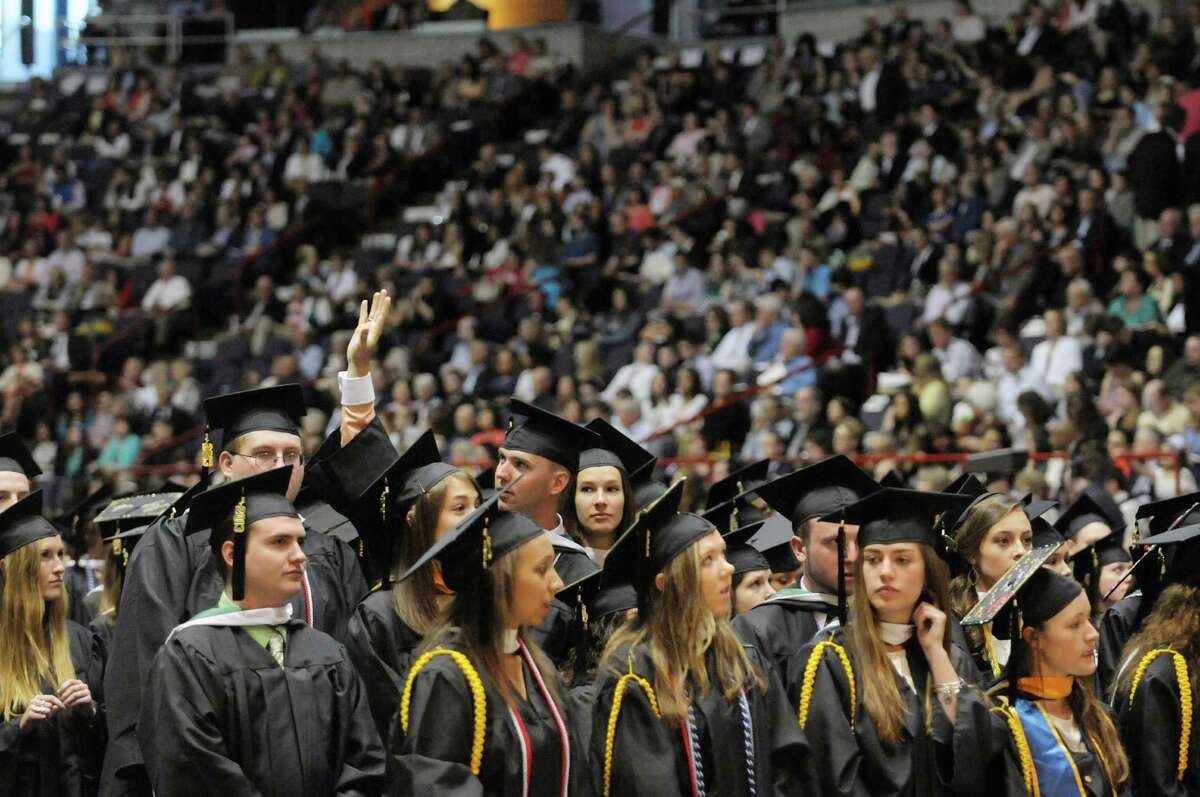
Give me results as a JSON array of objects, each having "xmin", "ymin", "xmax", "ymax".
[
  {"xmin": 389, "ymin": 484, "xmax": 576, "ymax": 796},
  {"xmin": 796, "ymin": 488, "xmax": 993, "ymax": 797}
]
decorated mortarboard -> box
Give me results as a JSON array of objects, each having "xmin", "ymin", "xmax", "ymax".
[
  {"xmin": 750, "ymin": 514, "xmax": 801, "ymax": 573},
  {"xmin": 502, "ymin": 399, "xmax": 600, "ymax": 471},
  {"xmin": 1054, "ymin": 493, "xmax": 1114, "ymax": 539},
  {"xmin": 0, "ymin": 432, "xmax": 41, "ymax": 478},
  {"xmin": 722, "ymin": 520, "xmax": 768, "ymax": 576},
  {"xmin": 186, "ymin": 467, "xmax": 299, "ymax": 600},
  {"xmin": 398, "ymin": 478, "xmax": 542, "ymax": 591},
  {"xmin": 95, "ymin": 493, "xmax": 182, "ymax": 538},
  {"xmin": 753, "ymin": 455, "xmax": 879, "ymax": 525},
  {"xmin": 962, "ymin": 448, "xmax": 1028, "ymax": 477},
  {"xmin": 705, "ymin": 459, "xmax": 770, "ymax": 510},
  {"xmin": 581, "ymin": 418, "xmax": 656, "ymax": 475},
  {"xmin": 825, "ymin": 488, "xmax": 975, "ymax": 549},
  {"xmin": 1135, "ymin": 491, "xmax": 1200, "ymax": 536},
  {"xmin": 0, "ymin": 491, "xmax": 58, "ymax": 560},
  {"xmin": 201, "ymin": 384, "xmax": 307, "ymax": 454},
  {"xmin": 962, "ymin": 542, "xmax": 1077, "ymax": 628}
]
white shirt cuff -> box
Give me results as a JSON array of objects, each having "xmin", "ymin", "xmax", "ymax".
[{"xmin": 338, "ymin": 370, "xmax": 375, "ymax": 406}]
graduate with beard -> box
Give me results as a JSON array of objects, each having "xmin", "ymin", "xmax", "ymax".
[
  {"xmin": 101, "ymin": 292, "xmax": 392, "ymax": 797},
  {"xmin": 794, "ymin": 488, "xmax": 994, "ymax": 797},
  {"xmin": 590, "ymin": 480, "xmax": 807, "ymax": 796},
  {"xmin": 493, "ymin": 399, "xmax": 602, "ymax": 665},
  {"xmin": 732, "ymin": 455, "xmax": 879, "ymax": 706},
  {"xmin": 139, "ymin": 467, "xmax": 385, "ymax": 796}
]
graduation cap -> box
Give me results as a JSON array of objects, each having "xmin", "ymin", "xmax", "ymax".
[
  {"xmin": 0, "ymin": 432, "xmax": 41, "ymax": 478},
  {"xmin": 557, "ymin": 568, "xmax": 639, "ymax": 629},
  {"xmin": 631, "ymin": 477, "xmax": 667, "ymax": 511},
  {"xmin": 962, "ymin": 448, "xmax": 1028, "ymax": 477},
  {"xmin": 879, "ymin": 470, "xmax": 905, "ymax": 489},
  {"xmin": 502, "ymin": 399, "xmax": 600, "ymax": 471},
  {"xmin": 1134, "ymin": 522, "xmax": 1200, "ymax": 588},
  {"xmin": 1135, "ymin": 491, "xmax": 1200, "ymax": 536},
  {"xmin": 1054, "ymin": 493, "xmax": 1114, "ymax": 540},
  {"xmin": 398, "ymin": 478, "xmax": 542, "ymax": 592},
  {"xmin": 753, "ymin": 455, "xmax": 879, "ymax": 526},
  {"xmin": 95, "ymin": 493, "xmax": 178, "ymax": 574},
  {"xmin": 163, "ymin": 474, "xmax": 211, "ymax": 521},
  {"xmin": 202, "ymin": 384, "xmax": 307, "ymax": 451},
  {"xmin": 705, "ymin": 459, "xmax": 770, "ymax": 510},
  {"xmin": 0, "ymin": 491, "xmax": 59, "ymax": 560},
  {"xmin": 1072, "ymin": 530, "xmax": 1131, "ymax": 588},
  {"xmin": 750, "ymin": 514, "xmax": 801, "ymax": 574},
  {"xmin": 946, "ymin": 473, "xmax": 987, "ymax": 498},
  {"xmin": 723, "ymin": 520, "xmax": 769, "ymax": 576},
  {"xmin": 606, "ymin": 479, "xmax": 719, "ymax": 601},
  {"xmin": 1030, "ymin": 516, "xmax": 1065, "ymax": 549},
  {"xmin": 1103, "ymin": 493, "xmax": 1200, "ymax": 606},
  {"xmin": 1021, "ymin": 494, "xmax": 1057, "ymax": 523},
  {"xmin": 581, "ymin": 418, "xmax": 656, "ymax": 475},
  {"xmin": 55, "ymin": 484, "xmax": 114, "ymax": 553},
  {"xmin": 187, "ymin": 467, "xmax": 299, "ymax": 601},
  {"xmin": 826, "ymin": 488, "xmax": 975, "ymax": 550}
]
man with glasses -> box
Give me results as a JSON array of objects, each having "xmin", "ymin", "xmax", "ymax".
[{"xmin": 101, "ymin": 292, "xmax": 395, "ymax": 797}]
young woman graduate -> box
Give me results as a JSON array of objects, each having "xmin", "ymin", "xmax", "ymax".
[
  {"xmin": 967, "ymin": 545, "xmax": 1130, "ymax": 797},
  {"xmin": 566, "ymin": 418, "xmax": 651, "ymax": 565},
  {"xmin": 0, "ymin": 491, "xmax": 106, "ymax": 796},
  {"xmin": 139, "ymin": 466, "xmax": 386, "ymax": 796},
  {"xmin": 344, "ymin": 429, "xmax": 482, "ymax": 738},
  {"xmin": 795, "ymin": 487, "xmax": 995, "ymax": 797},
  {"xmin": 726, "ymin": 520, "xmax": 776, "ymax": 616},
  {"xmin": 945, "ymin": 480, "xmax": 1042, "ymax": 680},
  {"xmin": 389, "ymin": 480, "xmax": 577, "ymax": 796},
  {"xmin": 590, "ymin": 479, "xmax": 807, "ymax": 797},
  {"xmin": 1112, "ymin": 519, "xmax": 1200, "ymax": 797},
  {"xmin": 731, "ymin": 455, "xmax": 880, "ymax": 707}
]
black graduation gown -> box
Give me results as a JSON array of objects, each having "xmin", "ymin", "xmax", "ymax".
[
  {"xmin": 139, "ymin": 618, "xmax": 385, "ymax": 796},
  {"xmin": 344, "ymin": 589, "xmax": 425, "ymax": 739},
  {"xmin": 590, "ymin": 642, "xmax": 808, "ymax": 796},
  {"xmin": 100, "ymin": 509, "xmax": 369, "ymax": 796},
  {"xmin": 1097, "ymin": 593, "xmax": 1141, "ymax": 699},
  {"xmin": 733, "ymin": 594, "xmax": 833, "ymax": 706},
  {"xmin": 567, "ymin": 682, "xmax": 599, "ymax": 797},
  {"xmin": 797, "ymin": 627, "xmax": 993, "ymax": 797},
  {"xmin": 87, "ymin": 614, "xmax": 113, "ymax": 664},
  {"xmin": 65, "ymin": 565, "xmax": 98, "ymax": 626},
  {"xmin": 0, "ymin": 621, "xmax": 107, "ymax": 797},
  {"xmin": 1114, "ymin": 652, "xmax": 1198, "ymax": 797},
  {"xmin": 531, "ymin": 542, "xmax": 600, "ymax": 667},
  {"xmin": 389, "ymin": 635, "xmax": 577, "ymax": 796}
]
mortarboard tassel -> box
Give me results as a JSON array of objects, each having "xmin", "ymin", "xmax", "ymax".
[
  {"xmin": 481, "ymin": 519, "xmax": 492, "ymax": 569},
  {"xmin": 201, "ymin": 426, "xmax": 214, "ymax": 473},
  {"xmin": 836, "ymin": 514, "xmax": 848, "ymax": 626},
  {"xmin": 231, "ymin": 492, "xmax": 247, "ymax": 600}
]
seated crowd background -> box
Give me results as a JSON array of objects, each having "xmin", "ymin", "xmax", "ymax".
[{"xmin": 2, "ymin": 0, "xmax": 1200, "ymax": 546}]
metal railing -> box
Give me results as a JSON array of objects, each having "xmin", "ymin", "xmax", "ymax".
[{"xmin": 67, "ymin": 11, "xmax": 234, "ymax": 65}]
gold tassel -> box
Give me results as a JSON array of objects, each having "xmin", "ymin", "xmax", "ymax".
[
  {"xmin": 234, "ymin": 494, "xmax": 246, "ymax": 535},
  {"xmin": 481, "ymin": 522, "xmax": 492, "ymax": 568},
  {"xmin": 579, "ymin": 591, "xmax": 589, "ymax": 631},
  {"xmin": 379, "ymin": 479, "xmax": 389, "ymax": 523},
  {"xmin": 201, "ymin": 428, "xmax": 214, "ymax": 468}
]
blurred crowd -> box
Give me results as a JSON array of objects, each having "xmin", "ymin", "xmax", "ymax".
[{"xmin": 2, "ymin": 0, "xmax": 1200, "ymax": 529}]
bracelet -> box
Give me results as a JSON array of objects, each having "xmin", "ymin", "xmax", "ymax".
[{"xmin": 934, "ymin": 679, "xmax": 964, "ymax": 700}]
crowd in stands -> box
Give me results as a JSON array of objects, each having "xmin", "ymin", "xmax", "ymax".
[{"xmin": 4, "ymin": 0, "xmax": 1200, "ymax": 537}]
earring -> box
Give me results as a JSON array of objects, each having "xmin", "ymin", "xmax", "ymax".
[{"xmin": 967, "ymin": 567, "xmax": 978, "ymax": 586}]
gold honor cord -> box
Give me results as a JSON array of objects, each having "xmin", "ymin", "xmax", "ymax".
[
  {"xmin": 603, "ymin": 658, "xmax": 661, "ymax": 797},
  {"xmin": 401, "ymin": 649, "xmax": 488, "ymax": 775},
  {"xmin": 1129, "ymin": 648, "xmax": 1193, "ymax": 781},
  {"xmin": 798, "ymin": 640, "xmax": 856, "ymax": 731}
]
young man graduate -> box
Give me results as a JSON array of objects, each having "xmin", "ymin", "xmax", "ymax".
[
  {"xmin": 139, "ymin": 466, "xmax": 385, "ymax": 796},
  {"xmin": 494, "ymin": 398, "xmax": 602, "ymax": 663},
  {"xmin": 732, "ymin": 455, "xmax": 879, "ymax": 705},
  {"xmin": 100, "ymin": 291, "xmax": 391, "ymax": 797}
]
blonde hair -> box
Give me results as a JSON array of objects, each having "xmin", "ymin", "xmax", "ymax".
[
  {"xmin": 1115, "ymin": 583, "xmax": 1200, "ymax": 702},
  {"xmin": 848, "ymin": 543, "xmax": 951, "ymax": 745},
  {"xmin": 602, "ymin": 542, "xmax": 763, "ymax": 723},
  {"xmin": 393, "ymin": 471, "xmax": 477, "ymax": 636},
  {"xmin": 0, "ymin": 539, "xmax": 75, "ymax": 720}
]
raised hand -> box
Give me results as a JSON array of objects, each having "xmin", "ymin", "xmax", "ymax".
[{"xmin": 346, "ymin": 289, "xmax": 392, "ymax": 378}]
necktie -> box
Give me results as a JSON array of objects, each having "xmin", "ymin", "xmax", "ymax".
[{"xmin": 267, "ymin": 631, "xmax": 286, "ymax": 666}]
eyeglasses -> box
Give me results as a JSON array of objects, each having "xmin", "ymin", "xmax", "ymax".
[{"xmin": 233, "ymin": 450, "xmax": 306, "ymax": 469}]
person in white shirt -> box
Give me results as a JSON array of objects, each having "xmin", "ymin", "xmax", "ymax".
[
  {"xmin": 709, "ymin": 299, "xmax": 757, "ymax": 376},
  {"xmin": 284, "ymin": 139, "xmax": 326, "ymax": 189},
  {"xmin": 601, "ymin": 340, "xmax": 659, "ymax": 405},
  {"xmin": 928, "ymin": 318, "xmax": 982, "ymax": 383},
  {"xmin": 129, "ymin": 209, "xmax": 171, "ymax": 261},
  {"xmin": 922, "ymin": 259, "xmax": 971, "ymax": 325},
  {"xmin": 142, "ymin": 256, "xmax": 193, "ymax": 350},
  {"xmin": 996, "ymin": 342, "xmax": 1043, "ymax": 442},
  {"xmin": 1028, "ymin": 308, "xmax": 1084, "ymax": 401},
  {"xmin": 45, "ymin": 231, "xmax": 86, "ymax": 286}
]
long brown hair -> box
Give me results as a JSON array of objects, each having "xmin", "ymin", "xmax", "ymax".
[
  {"xmin": 0, "ymin": 539, "xmax": 75, "ymax": 720},
  {"xmin": 1009, "ymin": 621, "xmax": 1130, "ymax": 786},
  {"xmin": 947, "ymin": 495, "xmax": 1022, "ymax": 652},
  {"xmin": 419, "ymin": 543, "xmax": 564, "ymax": 711},
  {"xmin": 392, "ymin": 471, "xmax": 477, "ymax": 636},
  {"xmin": 563, "ymin": 465, "xmax": 638, "ymax": 549},
  {"xmin": 601, "ymin": 541, "xmax": 763, "ymax": 723},
  {"xmin": 1114, "ymin": 583, "xmax": 1200, "ymax": 700},
  {"xmin": 848, "ymin": 543, "xmax": 952, "ymax": 745}
]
